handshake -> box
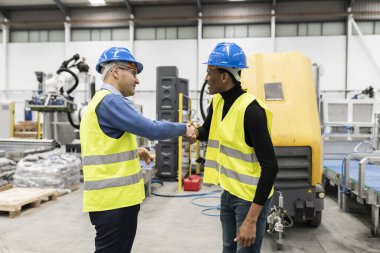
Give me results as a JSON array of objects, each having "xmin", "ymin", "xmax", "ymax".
[{"xmin": 185, "ymin": 122, "xmax": 198, "ymax": 144}]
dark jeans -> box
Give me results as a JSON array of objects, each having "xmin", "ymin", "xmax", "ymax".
[
  {"xmin": 89, "ymin": 204, "xmax": 140, "ymax": 253},
  {"xmin": 220, "ymin": 191, "xmax": 272, "ymax": 253}
]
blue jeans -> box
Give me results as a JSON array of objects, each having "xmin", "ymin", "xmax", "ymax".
[{"xmin": 220, "ymin": 190, "xmax": 272, "ymax": 253}]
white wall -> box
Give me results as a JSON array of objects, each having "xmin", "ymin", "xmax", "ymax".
[
  {"xmin": 8, "ymin": 43, "xmax": 65, "ymax": 91},
  {"xmin": 66, "ymin": 41, "xmax": 132, "ymax": 90},
  {"xmin": 348, "ymin": 36, "xmax": 380, "ymax": 91},
  {"xmin": 276, "ymin": 36, "xmax": 346, "ymax": 92},
  {"xmin": 2, "ymin": 35, "xmax": 380, "ymax": 123}
]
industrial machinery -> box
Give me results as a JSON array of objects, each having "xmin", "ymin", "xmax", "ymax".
[
  {"xmin": 322, "ymin": 98, "xmax": 380, "ymax": 237},
  {"xmin": 241, "ymin": 52, "xmax": 325, "ymax": 249},
  {"xmin": 26, "ymin": 54, "xmax": 95, "ymax": 145}
]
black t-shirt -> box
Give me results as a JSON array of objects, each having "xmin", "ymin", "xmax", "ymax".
[{"xmin": 198, "ymin": 84, "xmax": 279, "ymax": 205}]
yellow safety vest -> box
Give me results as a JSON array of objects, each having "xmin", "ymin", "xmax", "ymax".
[
  {"xmin": 80, "ymin": 89, "xmax": 145, "ymax": 212},
  {"xmin": 204, "ymin": 92, "xmax": 274, "ymax": 202}
]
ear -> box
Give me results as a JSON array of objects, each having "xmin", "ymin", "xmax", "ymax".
[{"xmin": 221, "ymin": 72, "xmax": 229, "ymax": 83}]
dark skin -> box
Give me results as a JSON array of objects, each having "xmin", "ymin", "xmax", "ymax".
[{"xmin": 206, "ymin": 67, "xmax": 263, "ymax": 247}]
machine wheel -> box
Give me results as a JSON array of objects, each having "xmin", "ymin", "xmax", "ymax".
[{"xmin": 307, "ymin": 211, "xmax": 322, "ymax": 227}]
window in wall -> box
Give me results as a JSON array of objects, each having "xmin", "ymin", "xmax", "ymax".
[
  {"xmin": 276, "ymin": 24, "xmax": 297, "ymax": 37},
  {"xmin": 48, "ymin": 30, "xmax": 64, "ymax": 42},
  {"xmin": 265, "ymin": 82, "xmax": 284, "ymax": 101},
  {"xmin": 308, "ymin": 23, "xmax": 322, "ymax": 36},
  {"xmin": 10, "ymin": 31, "xmax": 28, "ymax": 42},
  {"xmin": 178, "ymin": 27, "xmax": 197, "ymax": 39},
  {"xmin": 354, "ymin": 21, "xmax": 374, "ymax": 35},
  {"xmin": 72, "ymin": 28, "xmax": 128, "ymax": 41},
  {"xmin": 166, "ymin": 27, "xmax": 177, "ymax": 39},
  {"xmin": 298, "ymin": 24, "xmax": 308, "ymax": 36},
  {"xmin": 203, "ymin": 26, "xmax": 225, "ymax": 39},
  {"xmin": 136, "ymin": 28, "xmax": 155, "ymax": 40},
  {"xmin": 322, "ymin": 22, "xmax": 345, "ymax": 36},
  {"xmin": 248, "ymin": 24, "xmax": 270, "ymax": 38},
  {"xmin": 112, "ymin": 28, "xmax": 129, "ymax": 40},
  {"xmin": 136, "ymin": 26, "xmax": 196, "ymax": 40},
  {"xmin": 72, "ymin": 29, "xmax": 91, "ymax": 41},
  {"xmin": 10, "ymin": 30, "xmax": 63, "ymax": 43}
]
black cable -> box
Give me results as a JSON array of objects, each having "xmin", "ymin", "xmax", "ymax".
[
  {"xmin": 67, "ymin": 112, "xmax": 80, "ymax": 130},
  {"xmin": 57, "ymin": 68, "xmax": 79, "ymax": 95},
  {"xmin": 199, "ymin": 80, "xmax": 208, "ymax": 121}
]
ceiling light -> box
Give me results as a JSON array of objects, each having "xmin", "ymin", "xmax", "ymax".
[{"xmin": 88, "ymin": 0, "xmax": 106, "ymax": 5}]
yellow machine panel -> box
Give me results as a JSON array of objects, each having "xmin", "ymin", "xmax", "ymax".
[{"xmin": 241, "ymin": 52, "xmax": 322, "ymax": 186}]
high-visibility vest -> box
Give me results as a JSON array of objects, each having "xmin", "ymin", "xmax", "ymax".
[
  {"xmin": 203, "ymin": 92, "xmax": 274, "ymax": 202},
  {"xmin": 80, "ymin": 90, "xmax": 145, "ymax": 212}
]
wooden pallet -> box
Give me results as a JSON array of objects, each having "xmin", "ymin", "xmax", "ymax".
[
  {"xmin": 57, "ymin": 182, "xmax": 82, "ymax": 197},
  {"xmin": 0, "ymin": 184, "xmax": 12, "ymax": 192},
  {"xmin": 0, "ymin": 188, "xmax": 58, "ymax": 218}
]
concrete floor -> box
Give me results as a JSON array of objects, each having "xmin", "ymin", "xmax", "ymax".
[{"xmin": 0, "ymin": 182, "xmax": 379, "ymax": 253}]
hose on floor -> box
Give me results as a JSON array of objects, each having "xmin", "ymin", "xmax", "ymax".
[{"xmin": 191, "ymin": 196, "xmax": 221, "ymax": 217}]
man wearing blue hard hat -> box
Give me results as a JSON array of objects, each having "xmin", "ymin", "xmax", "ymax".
[
  {"xmin": 188, "ymin": 42, "xmax": 278, "ymax": 253},
  {"xmin": 80, "ymin": 46, "xmax": 196, "ymax": 253}
]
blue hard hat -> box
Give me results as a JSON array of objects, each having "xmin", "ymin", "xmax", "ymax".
[
  {"xmin": 96, "ymin": 47, "xmax": 143, "ymax": 74},
  {"xmin": 204, "ymin": 42, "xmax": 248, "ymax": 69}
]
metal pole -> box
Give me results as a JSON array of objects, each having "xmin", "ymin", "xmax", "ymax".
[{"xmin": 178, "ymin": 93, "xmax": 183, "ymax": 192}]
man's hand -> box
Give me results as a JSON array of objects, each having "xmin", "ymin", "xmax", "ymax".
[
  {"xmin": 234, "ymin": 219, "xmax": 257, "ymax": 248},
  {"xmin": 185, "ymin": 122, "xmax": 198, "ymax": 144},
  {"xmin": 138, "ymin": 147, "xmax": 154, "ymax": 165}
]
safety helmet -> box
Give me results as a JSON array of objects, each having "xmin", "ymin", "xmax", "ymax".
[
  {"xmin": 204, "ymin": 42, "xmax": 248, "ymax": 69},
  {"xmin": 96, "ymin": 47, "xmax": 143, "ymax": 74}
]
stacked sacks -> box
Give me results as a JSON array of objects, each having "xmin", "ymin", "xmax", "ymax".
[
  {"xmin": 14, "ymin": 149, "xmax": 81, "ymax": 194},
  {"xmin": 0, "ymin": 157, "xmax": 17, "ymax": 186}
]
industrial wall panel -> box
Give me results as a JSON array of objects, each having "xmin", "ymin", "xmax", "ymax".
[
  {"xmin": 203, "ymin": 3, "xmax": 271, "ymax": 24},
  {"xmin": 353, "ymin": 0, "xmax": 380, "ymax": 20},
  {"xmin": 135, "ymin": 5, "xmax": 197, "ymax": 26},
  {"xmin": 276, "ymin": 0, "xmax": 345, "ymax": 22}
]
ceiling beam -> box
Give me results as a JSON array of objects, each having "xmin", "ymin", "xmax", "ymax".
[
  {"xmin": 52, "ymin": 0, "xmax": 70, "ymax": 18},
  {"xmin": 0, "ymin": 8, "xmax": 9, "ymax": 20},
  {"xmin": 272, "ymin": 0, "xmax": 276, "ymax": 10},
  {"xmin": 197, "ymin": 0, "xmax": 202, "ymax": 13},
  {"xmin": 124, "ymin": 0, "xmax": 133, "ymax": 16}
]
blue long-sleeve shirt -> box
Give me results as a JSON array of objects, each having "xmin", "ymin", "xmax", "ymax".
[{"xmin": 95, "ymin": 84, "xmax": 186, "ymax": 140}]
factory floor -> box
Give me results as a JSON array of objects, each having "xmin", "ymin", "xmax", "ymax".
[{"xmin": 0, "ymin": 182, "xmax": 379, "ymax": 253}]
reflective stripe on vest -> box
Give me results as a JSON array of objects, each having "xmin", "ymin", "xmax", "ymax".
[
  {"xmin": 80, "ymin": 90, "xmax": 145, "ymax": 212},
  {"xmin": 220, "ymin": 165, "xmax": 259, "ymax": 186},
  {"xmin": 83, "ymin": 150, "xmax": 138, "ymax": 166},
  {"xmin": 84, "ymin": 171, "xmax": 143, "ymax": 191},
  {"xmin": 220, "ymin": 145, "xmax": 258, "ymax": 163},
  {"xmin": 207, "ymin": 139, "xmax": 219, "ymax": 148}
]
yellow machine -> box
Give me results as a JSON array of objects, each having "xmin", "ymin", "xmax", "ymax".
[{"xmin": 241, "ymin": 52, "xmax": 324, "ymax": 249}]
